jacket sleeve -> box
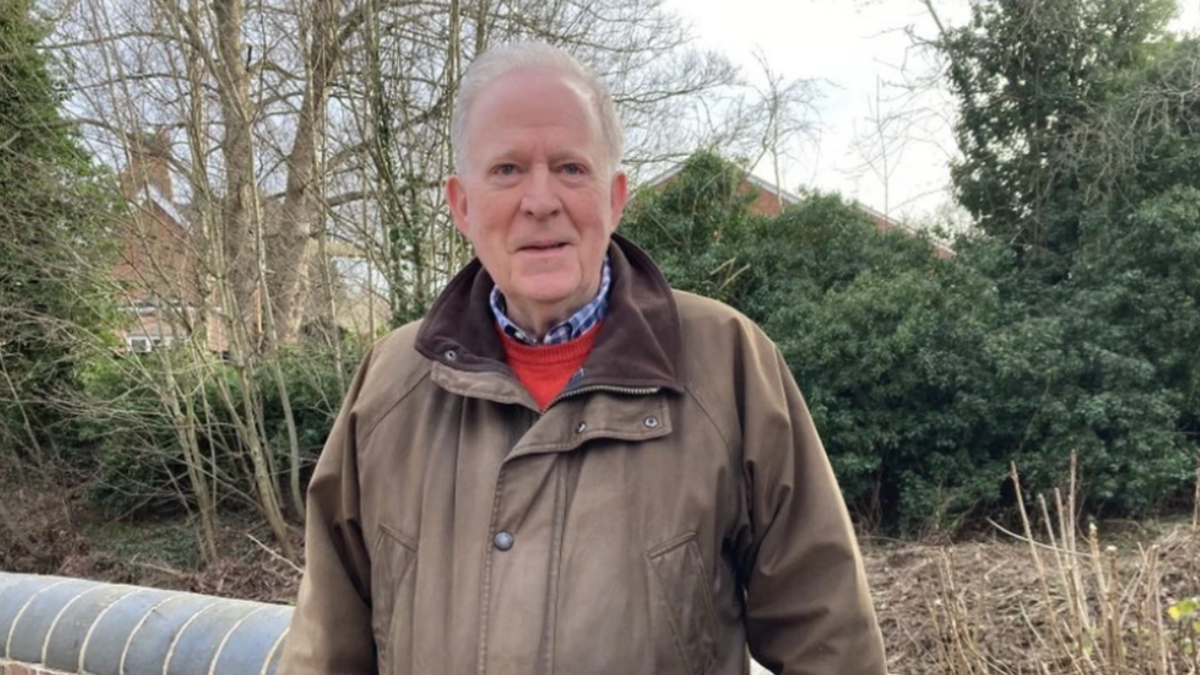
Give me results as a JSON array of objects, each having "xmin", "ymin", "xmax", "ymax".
[
  {"xmin": 736, "ymin": 342, "xmax": 886, "ymax": 675},
  {"xmin": 278, "ymin": 348, "xmax": 378, "ymax": 675}
]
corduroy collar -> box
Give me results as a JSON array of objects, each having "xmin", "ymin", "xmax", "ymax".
[{"xmin": 414, "ymin": 234, "xmax": 685, "ymax": 394}]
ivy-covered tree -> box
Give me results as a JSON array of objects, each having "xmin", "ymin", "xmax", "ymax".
[
  {"xmin": 934, "ymin": 0, "xmax": 1176, "ymax": 283},
  {"xmin": 0, "ymin": 0, "xmax": 115, "ymax": 462},
  {"xmin": 932, "ymin": 0, "xmax": 1200, "ymax": 520}
]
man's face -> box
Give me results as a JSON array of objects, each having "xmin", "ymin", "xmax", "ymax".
[{"xmin": 447, "ymin": 68, "xmax": 627, "ymax": 330}]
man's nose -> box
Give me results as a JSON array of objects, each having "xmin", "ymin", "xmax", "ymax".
[{"xmin": 520, "ymin": 166, "xmax": 562, "ymax": 220}]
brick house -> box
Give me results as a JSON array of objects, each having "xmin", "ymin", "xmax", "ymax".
[
  {"xmin": 112, "ymin": 131, "xmax": 229, "ymax": 354},
  {"xmin": 111, "ymin": 131, "xmax": 378, "ymax": 354},
  {"xmin": 640, "ymin": 163, "xmax": 956, "ymax": 259}
]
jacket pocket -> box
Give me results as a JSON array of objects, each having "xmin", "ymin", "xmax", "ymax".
[
  {"xmin": 646, "ymin": 532, "xmax": 717, "ymax": 675},
  {"xmin": 372, "ymin": 522, "xmax": 417, "ymax": 675}
]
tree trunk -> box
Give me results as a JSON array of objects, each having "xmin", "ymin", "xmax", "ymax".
[
  {"xmin": 164, "ymin": 352, "xmax": 219, "ymax": 566},
  {"xmin": 211, "ymin": 0, "xmax": 262, "ymax": 347},
  {"xmin": 272, "ymin": 0, "xmax": 349, "ymax": 343}
]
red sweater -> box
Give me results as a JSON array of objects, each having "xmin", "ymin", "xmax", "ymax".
[{"xmin": 499, "ymin": 323, "xmax": 601, "ymax": 410}]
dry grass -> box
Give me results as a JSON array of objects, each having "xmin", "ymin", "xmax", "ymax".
[{"xmin": 871, "ymin": 453, "xmax": 1200, "ymax": 675}]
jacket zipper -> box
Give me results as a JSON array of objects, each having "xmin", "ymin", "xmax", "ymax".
[{"xmin": 546, "ymin": 384, "xmax": 661, "ymax": 411}]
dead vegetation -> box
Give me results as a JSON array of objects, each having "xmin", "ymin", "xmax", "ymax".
[
  {"xmin": 0, "ymin": 459, "xmax": 302, "ymax": 604},
  {"xmin": 872, "ymin": 455, "xmax": 1200, "ymax": 675}
]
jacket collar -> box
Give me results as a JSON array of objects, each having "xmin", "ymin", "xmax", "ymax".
[{"xmin": 415, "ymin": 234, "xmax": 686, "ymax": 394}]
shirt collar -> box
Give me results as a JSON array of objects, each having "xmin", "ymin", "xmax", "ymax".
[{"xmin": 490, "ymin": 256, "xmax": 611, "ymax": 345}]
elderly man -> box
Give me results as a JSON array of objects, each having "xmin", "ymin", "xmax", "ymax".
[{"xmin": 280, "ymin": 42, "xmax": 886, "ymax": 675}]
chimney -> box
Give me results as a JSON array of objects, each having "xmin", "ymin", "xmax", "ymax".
[{"xmin": 121, "ymin": 128, "xmax": 173, "ymax": 202}]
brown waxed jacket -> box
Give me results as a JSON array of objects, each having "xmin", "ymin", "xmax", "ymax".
[{"xmin": 279, "ymin": 235, "xmax": 886, "ymax": 675}]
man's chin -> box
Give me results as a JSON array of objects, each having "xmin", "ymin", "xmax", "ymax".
[
  {"xmin": 509, "ymin": 278, "xmax": 587, "ymax": 309},
  {"xmin": 514, "ymin": 288, "xmax": 576, "ymax": 308}
]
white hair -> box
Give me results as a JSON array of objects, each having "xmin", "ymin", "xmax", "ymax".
[{"xmin": 450, "ymin": 41, "xmax": 623, "ymax": 173}]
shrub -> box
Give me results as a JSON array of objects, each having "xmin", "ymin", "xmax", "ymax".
[{"xmin": 76, "ymin": 340, "xmax": 363, "ymax": 518}]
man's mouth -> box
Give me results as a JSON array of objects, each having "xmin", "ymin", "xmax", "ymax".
[{"xmin": 520, "ymin": 242, "xmax": 569, "ymax": 252}]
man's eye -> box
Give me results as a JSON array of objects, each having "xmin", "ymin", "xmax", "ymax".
[
  {"xmin": 493, "ymin": 164, "xmax": 518, "ymax": 175},
  {"xmin": 561, "ymin": 163, "xmax": 586, "ymax": 175}
]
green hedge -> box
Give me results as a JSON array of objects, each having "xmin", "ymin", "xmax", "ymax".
[{"xmin": 623, "ymin": 152, "xmax": 1198, "ymax": 534}]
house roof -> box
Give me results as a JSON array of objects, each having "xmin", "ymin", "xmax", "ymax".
[
  {"xmin": 639, "ymin": 162, "xmax": 806, "ymax": 206},
  {"xmin": 135, "ymin": 184, "xmax": 188, "ymax": 227},
  {"xmin": 638, "ymin": 160, "xmax": 955, "ymax": 257}
]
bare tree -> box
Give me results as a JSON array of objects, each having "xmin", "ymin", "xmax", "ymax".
[
  {"xmin": 745, "ymin": 48, "xmax": 820, "ymax": 208},
  {"xmin": 42, "ymin": 0, "xmax": 760, "ymax": 559},
  {"xmin": 836, "ymin": 1, "xmax": 966, "ymax": 226},
  {"xmin": 848, "ymin": 76, "xmax": 911, "ymax": 221}
]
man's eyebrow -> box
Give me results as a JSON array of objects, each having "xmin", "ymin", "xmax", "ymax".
[
  {"xmin": 549, "ymin": 151, "xmax": 593, "ymax": 165},
  {"xmin": 484, "ymin": 150, "xmax": 522, "ymax": 164}
]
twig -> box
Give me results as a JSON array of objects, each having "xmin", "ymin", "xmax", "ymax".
[
  {"xmin": 985, "ymin": 518, "xmax": 1093, "ymax": 559},
  {"xmin": 1104, "ymin": 543, "xmax": 1124, "ymax": 667},
  {"xmin": 1065, "ymin": 452, "xmax": 1093, "ymax": 640},
  {"xmin": 130, "ymin": 560, "xmax": 190, "ymax": 579},
  {"xmin": 248, "ymin": 533, "xmax": 303, "ymax": 575},
  {"xmin": 1010, "ymin": 463, "xmax": 1070, "ymax": 660},
  {"xmin": 1039, "ymin": 493, "xmax": 1076, "ymax": 619},
  {"xmin": 1192, "ymin": 449, "xmax": 1198, "ymax": 530},
  {"xmin": 1087, "ymin": 523, "xmax": 1112, "ymax": 668}
]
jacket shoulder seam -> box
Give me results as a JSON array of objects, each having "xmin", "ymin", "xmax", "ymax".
[
  {"xmin": 357, "ymin": 367, "xmax": 432, "ymax": 446},
  {"xmin": 683, "ymin": 384, "xmax": 734, "ymax": 459}
]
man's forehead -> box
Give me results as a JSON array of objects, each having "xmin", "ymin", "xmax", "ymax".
[
  {"xmin": 471, "ymin": 69, "xmax": 593, "ymax": 119},
  {"xmin": 464, "ymin": 69, "xmax": 604, "ymax": 154}
]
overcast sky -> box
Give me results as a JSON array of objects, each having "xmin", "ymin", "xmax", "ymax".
[{"xmin": 664, "ymin": 0, "xmax": 1200, "ymax": 226}]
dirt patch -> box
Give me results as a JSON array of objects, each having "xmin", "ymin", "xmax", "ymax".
[
  {"xmin": 55, "ymin": 516, "xmax": 304, "ymax": 604},
  {"xmin": 867, "ymin": 538, "xmax": 1064, "ymax": 673},
  {"xmin": 0, "ymin": 463, "xmax": 88, "ymax": 575},
  {"xmin": 0, "ymin": 464, "xmax": 302, "ymax": 604},
  {"xmin": 866, "ymin": 525, "xmax": 1200, "ymax": 674}
]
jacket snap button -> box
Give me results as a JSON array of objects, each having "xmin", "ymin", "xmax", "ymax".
[
  {"xmin": 444, "ymin": 349, "xmax": 458, "ymax": 361},
  {"xmin": 493, "ymin": 531, "xmax": 514, "ymax": 551},
  {"xmin": 575, "ymin": 421, "xmax": 587, "ymax": 434},
  {"xmin": 644, "ymin": 416, "xmax": 660, "ymax": 428}
]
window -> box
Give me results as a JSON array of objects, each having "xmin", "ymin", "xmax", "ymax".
[
  {"xmin": 127, "ymin": 337, "xmax": 152, "ymax": 352},
  {"xmin": 126, "ymin": 336, "xmax": 171, "ymax": 352}
]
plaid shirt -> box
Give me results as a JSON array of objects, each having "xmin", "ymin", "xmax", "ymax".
[{"xmin": 490, "ymin": 256, "xmax": 611, "ymax": 345}]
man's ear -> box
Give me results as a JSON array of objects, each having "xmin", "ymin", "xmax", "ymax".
[
  {"xmin": 446, "ymin": 174, "xmax": 471, "ymax": 237},
  {"xmin": 609, "ymin": 170, "xmax": 628, "ymax": 233}
]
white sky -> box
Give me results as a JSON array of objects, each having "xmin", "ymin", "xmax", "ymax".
[{"xmin": 665, "ymin": 0, "xmax": 1200, "ymax": 226}]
